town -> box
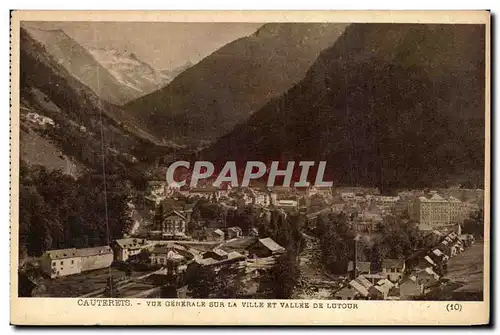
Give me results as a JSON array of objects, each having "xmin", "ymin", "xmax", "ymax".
[{"xmin": 19, "ymin": 179, "xmax": 484, "ymax": 301}]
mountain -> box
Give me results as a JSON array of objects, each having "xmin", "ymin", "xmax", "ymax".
[
  {"xmin": 125, "ymin": 23, "xmax": 349, "ymax": 146},
  {"xmin": 19, "ymin": 27, "xmax": 164, "ymax": 177},
  {"xmin": 205, "ymin": 24, "xmax": 486, "ymax": 190},
  {"xmin": 24, "ymin": 27, "xmax": 163, "ymax": 105},
  {"xmin": 88, "ymin": 48, "xmax": 186, "ymax": 97},
  {"xmin": 159, "ymin": 60, "xmax": 193, "ymax": 82}
]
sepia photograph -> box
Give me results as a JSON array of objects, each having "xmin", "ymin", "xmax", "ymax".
[{"xmin": 10, "ymin": 10, "xmax": 490, "ymax": 325}]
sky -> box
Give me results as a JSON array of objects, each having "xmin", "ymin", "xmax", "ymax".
[{"xmin": 22, "ymin": 21, "xmax": 263, "ymax": 70}]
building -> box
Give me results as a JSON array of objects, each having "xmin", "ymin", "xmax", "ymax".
[
  {"xmin": 373, "ymin": 196, "xmax": 400, "ymax": 210},
  {"xmin": 348, "ymin": 261, "xmax": 372, "ymax": 278},
  {"xmin": 40, "ymin": 248, "xmax": 81, "ymax": 278},
  {"xmin": 40, "ymin": 246, "xmax": 113, "ymax": 279},
  {"xmin": 446, "ymin": 196, "xmax": 478, "ymax": 223},
  {"xmin": 410, "ymin": 192, "xmax": 476, "ymax": 230},
  {"xmin": 340, "ymin": 192, "xmax": 356, "ymax": 202},
  {"xmin": 398, "ymin": 267, "xmax": 440, "ymax": 300},
  {"xmin": 202, "ymin": 249, "xmax": 229, "ymax": 261},
  {"xmin": 248, "ymin": 189, "xmax": 271, "ymax": 207},
  {"xmin": 294, "ymin": 186, "xmax": 315, "ymax": 198},
  {"xmin": 411, "ymin": 193, "xmax": 451, "ymax": 229},
  {"xmin": 353, "ymin": 212, "xmax": 383, "ymax": 234},
  {"xmin": 361, "ymin": 273, "xmax": 387, "ymax": 285},
  {"xmin": 24, "ymin": 112, "xmax": 55, "ymax": 127},
  {"xmin": 217, "ymin": 183, "xmax": 232, "ymax": 197},
  {"xmin": 349, "ymin": 278, "xmax": 371, "ymax": 299},
  {"xmin": 158, "ymin": 210, "xmax": 187, "ymax": 239},
  {"xmin": 189, "ymin": 187, "xmax": 221, "ymax": 201},
  {"xmin": 206, "ymin": 228, "xmax": 225, "ymax": 242},
  {"xmin": 331, "ymin": 202, "xmax": 346, "ymax": 214},
  {"xmin": 227, "ymin": 227, "xmax": 243, "ymax": 239},
  {"xmin": 450, "ymin": 241, "xmax": 464, "ymax": 257},
  {"xmin": 276, "ymin": 199, "xmax": 299, "ymax": 210},
  {"xmin": 373, "ymin": 279, "xmax": 395, "ymax": 300},
  {"xmin": 428, "ymin": 249, "xmax": 449, "ymax": 272},
  {"xmin": 382, "ymin": 259, "xmax": 405, "ymax": 282},
  {"xmin": 248, "ymin": 238, "xmax": 285, "ymax": 258},
  {"xmin": 333, "ymin": 285, "xmax": 359, "ymax": 300},
  {"xmin": 334, "ymin": 187, "xmax": 380, "ymax": 196},
  {"xmin": 113, "ymin": 238, "xmax": 151, "ymax": 262},
  {"xmin": 149, "ymin": 180, "xmax": 167, "ymax": 197},
  {"xmin": 416, "ymin": 267, "xmax": 440, "ymax": 287},
  {"xmin": 190, "ymin": 250, "xmax": 246, "ymax": 271},
  {"xmin": 459, "ymin": 234, "xmax": 475, "ymax": 247},
  {"xmin": 150, "ymin": 245, "xmax": 189, "ymax": 265},
  {"xmin": 166, "ymin": 181, "xmax": 182, "ymax": 196},
  {"xmin": 248, "ymin": 227, "xmax": 260, "ymax": 237},
  {"xmin": 398, "ymin": 277, "xmax": 424, "ymax": 300},
  {"xmin": 149, "ymin": 244, "xmax": 195, "ymax": 276},
  {"xmin": 315, "ymin": 186, "xmax": 333, "ymax": 197},
  {"xmin": 348, "ymin": 275, "xmax": 385, "ymax": 300}
]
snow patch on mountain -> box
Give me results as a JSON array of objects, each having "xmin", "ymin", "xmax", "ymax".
[{"xmin": 89, "ymin": 48, "xmax": 192, "ymax": 95}]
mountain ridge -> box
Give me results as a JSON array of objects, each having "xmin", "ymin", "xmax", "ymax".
[
  {"xmin": 125, "ymin": 23, "xmax": 350, "ymax": 145},
  {"xmin": 24, "ymin": 26, "xmax": 185, "ymax": 105},
  {"xmin": 204, "ymin": 23, "xmax": 486, "ymax": 191},
  {"xmin": 19, "ymin": 27, "xmax": 166, "ymax": 176},
  {"xmin": 24, "ymin": 26, "xmax": 139, "ymax": 105}
]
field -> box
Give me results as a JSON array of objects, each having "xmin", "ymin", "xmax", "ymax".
[
  {"xmin": 35, "ymin": 267, "xmax": 152, "ymax": 297},
  {"xmin": 445, "ymin": 241, "xmax": 484, "ymax": 295}
]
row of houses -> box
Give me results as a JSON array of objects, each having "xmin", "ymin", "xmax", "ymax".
[
  {"xmin": 333, "ymin": 230, "xmax": 475, "ymax": 300},
  {"xmin": 310, "ymin": 189, "xmax": 481, "ymax": 234},
  {"xmin": 334, "ymin": 275, "xmax": 396, "ymax": 300},
  {"xmin": 147, "ymin": 205, "xmax": 260, "ymax": 241},
  {"xmin": 40, "ymin": 236, "xmax": 287, "ymax": 279},
  {"xmin": 148, "ymin": 180, "xmax": 334, "ymax": 207},
  {"xmin": 346, "ymin": 190, "xmax": 480, "ymax": 229},
  {"xmin": 395, "ymin": 231, "xmax": 475, "ymax": 300}
]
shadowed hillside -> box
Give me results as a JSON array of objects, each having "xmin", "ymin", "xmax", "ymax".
[
  {"xmin": 125, "ymin": 23, "xmax": 349, "ymax": 146},
  {"xmin": 206, "ymin": 24, "xmax": 486, "ymax": 191},
  {"xmin": 19, "ymin": 27, "xmax": 166, "ymax": 175}
]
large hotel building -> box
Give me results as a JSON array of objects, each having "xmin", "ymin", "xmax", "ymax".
[{"xmin": 410, "ymin": 192, "xmax": 478, "ymax": 230}]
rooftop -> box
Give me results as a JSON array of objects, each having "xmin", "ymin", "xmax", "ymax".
[
  {"xmin": 256, "ymin": 238, "xmax": 285, "ymax": 252},
  {"xmin": 349, "ymin": 279, "xmax": 370, "ymax": 297},
  {"xmin": 164, "ymin": 210, "xmax": 187, "ymax": 220},
  {"xmin": 211, "ymin": 229, "xmax": 225, "ymax": 236},
  {"xmin": 114, "ymin": 238, "xmax": 148, "ymax": 249},
  {"xmin": 209, "ymin": 249, "xmax": 228, "ymax": 257},
  {"xmin": 382, "ymin": 258, "xmax": 405, "ymax": 269},
  {"xmin": 347, "ymin": 261, "xmax": 371, "ymax": 273},
  {"xmin": 334, "ymin": 285, "xmax": 358, "ymax": 298},
  {"xmin": 45, "ymin": 246, "xmax": 112, "ymax": 260},
  {"xmin": 190, "ymin": 187, "xmax": 219, "ymax": 193},
  {"xmin": 418, "ymin": 193, "xmax": 448, "ymax": 203}
]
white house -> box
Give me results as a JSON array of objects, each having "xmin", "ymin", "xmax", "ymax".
[
  {"xmin": 113, "ymin": 238, "xmax": 151, "ymax": 262},
  {"xmin": 382, "ymin": 258, "xmax": 405, "ymax": 282},
  {"xmin": 40, "ymin": 246, "xmax": 113, "ymax": 279}
]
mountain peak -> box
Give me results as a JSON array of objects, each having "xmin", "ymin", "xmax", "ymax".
[
  {"xmin": 206, "ymin": 23, "xmax": 485, "ymax": 190},
  {"xmin": 125, "ymin": 23, "xmax": 349, "ymax": 145}
]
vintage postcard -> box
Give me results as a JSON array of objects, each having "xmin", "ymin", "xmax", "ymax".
[{"xmin": 10, "ymin": 10, "xmax": 490, "ymax": 325}]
